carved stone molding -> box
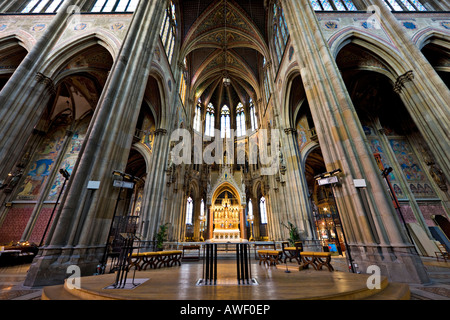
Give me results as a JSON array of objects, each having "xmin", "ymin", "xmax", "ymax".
[
  {"xmin": 155, "ymin": 128, "xmax": 168, "ymax": 136},
  {"xmin": 284, "ymin": 128, "xmax": 296, "ymax": 135},
  {"xmin": 394, "ymin": 71, "xmax": 414, "ymax": 94},
  {"xmin": 35, "ymin": 72, "xmax": 56, "ymax": 95}
]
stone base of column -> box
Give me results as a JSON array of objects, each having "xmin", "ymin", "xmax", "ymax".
[
  {"xmin": 350, "ymin": 244, "xmax": 431, "ymax": 285},
  {"xmin": 23, "ymin": 246, "xmax": 105, "ymax": 288}
]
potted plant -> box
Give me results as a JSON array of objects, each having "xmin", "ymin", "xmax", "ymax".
[
  {"xmin": 282, "ymin": 222, "xmax": 302, "ymax": 247},
  {"xmin": 156, "ymin": 223, "xmax": 170, "ymax": 251}
]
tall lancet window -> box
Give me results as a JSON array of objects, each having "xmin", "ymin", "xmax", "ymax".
[
  {"xmin": 193, "ymin": 101, "xmax": 202, "ymax": 132},
  {"xmin": 221, "ymin": 105, "xmax": 231, "ymax": 139},
  {"xmin": 91, "ymin": 0, "xmax": 139, "ymax": 12},
  {"xmin": 310, "ymin": 0, "xmax": 358, "ymax": 11},
  {"xmin": 383, "ymin": 0, "xmax": 427, "ymax": 11},
  {"xmin": 21, "ymin": 0, "xmax": 64, "ymax": 13},
  {"xmin": 186, "ymin": 197, "xmax": 194, "ymax": 225},
  {"xmin": 236, "ymin": 103, "xmax": 246, "ymax": 137},
  {"xmin": 249, "ymin": 98, "xmax": 258, "ymax": 131},
  {"xmin": 260, "ymin": 197, "xmax": 268, "ymax": 224},
  {"xmin": 273, "ymin": 1, "xmax": 290, "ymax": 63},
  {"xmin": 205, "ymin": 103, "xmax": 215, "ymax": 137},
  {"xmin": 160, "ymin": 1, "xmax": 177, "ymax": 64}
]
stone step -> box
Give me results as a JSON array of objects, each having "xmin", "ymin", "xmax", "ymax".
[{"xmin": 364, "ymin": 282, "xmax": 411, "ymax": 300}]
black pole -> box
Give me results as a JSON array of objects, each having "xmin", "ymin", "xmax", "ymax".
[
  {"xmin": 243, "ymin": 244, "xmax": 249, "ymax": 284},
  {"xmin": 214, "ymin": 244, "xmax": 217, "ymax": 285},
  {"xmin": 39, "ymin": 170, "xmax": 69, "ymax": 247},
  {"xmin": 205, "ymin": 244, "xmax": 210, "ymax": 284},
  {"xmin": 100, "ymin": 186, "xmax": 123, "ymax": 273},
  {"xmin": 236, "ymin": 244, "xmax": 241, "ymax": 284},
  {"xmin": 382, "ymin": 168, "xmax": 417, "ymax": 254}
]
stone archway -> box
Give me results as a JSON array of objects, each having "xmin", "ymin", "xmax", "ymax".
[{"xmin": 207, "ymin": 166, "xmax": 247, "ymax": 242}]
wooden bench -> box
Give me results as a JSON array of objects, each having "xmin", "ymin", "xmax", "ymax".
[
  {"xmin": 282, "ymin": 241, "xmax": 303, "ymax": 264},
  {"xmin": 253, "ymin": 241, "xmax": 278, "ymax": 259},
  {"xmin": 300, "ymin": 252, "xmax": 334, "ymax": 272},
  {"xmin": 257, "ymin": 250, "xmax": 282, "ymax": 266},
  {"xmin": 182, "ymin": 245, "xmax": 201, "ymax": 261},
  {"xmin": 128, "ymin": 250, "xmax": 183, "ymax": 271},
  {"xmin": 435, "ymin": 242, "xmax": 449, "ymax": 262}
]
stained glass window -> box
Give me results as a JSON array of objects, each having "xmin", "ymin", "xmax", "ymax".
[
  {"xmin": 342, "ymin": 0, "xmax": 357, "ymax": 10},
  {"xmin": 311, "ymin": 0, "xmax": 358, "ymax": 11},
  {"xmin": 273, "ymin": 1, "xmax": 290, "ymax": 63},
  {"xmin": 193, "ymin": 102, "xmax": 202, "ymax": 132},
  {"xmin": 260, "ymin": 197, "xmax": 268, "ymax": 224},
  {"xmin": 221, "ymin": 105, "xmax": 231, "ymax": 139},
  {"xmin": 311, "ymin": 0, "xmax": 322, "ymax": 10},
  {"xmin": 250, "ymin": 99, "xmax": 258, "ymax": 131},
  {"xmin": 320, "ymin": 0, "xmax": 333, "ymax": 10},
  {"xmin": 236, "ymin": 103, "xmax": 246, "ymax": 137},
  {"xmin": 409, "ymin": 0, "xmax": 427, "ymax": 11},
  {"xmin": 399, "ymin": 0, "xmax": 416, "ymax": 10},
  {"xmin": 160, "ymin": 1, "xmax": 177, "ymax": 64},
  {"xmin": 21, "ymin": 0, "xmax": 64, "ymax": 13},
  {"xmin": 205, "ymin": 103, "xmax": 215, "ymax": 137},
  {"xmin": 186, "ymin": 197, "xmax": 194, "ymax": 225},
  {"xmin": 91, "ymin": 0, "xmax": 138, "ymax": 12},
  {"xmin": 383, "ymin": 0, "xmax": 428, "ymax": 11},
  {"xmin": 179, "ymin": 58, "xmax": 188, "ymax": 105}
]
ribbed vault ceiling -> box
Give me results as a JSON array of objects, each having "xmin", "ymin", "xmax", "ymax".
[{"xmin": 180, "ymin": 0, "xmax": 267, "ymax": 111}]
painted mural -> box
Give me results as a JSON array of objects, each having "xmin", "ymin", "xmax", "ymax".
[
  {"xmin": 389, "ymin": 138, "xmax": 437, "ymax": 199},
  {"xmin": 364, "ymin": 125, "xmax": 406, "ymax": 200},
  {"xmin": 140, "ymin": 115, "xmax": 155, "ymax": 154},
  {"xmin": 47, "ymin": 117, "xmax": 90, "ymax": 201},
  {"xmin": 296, "ymin": 117, "xmax": 310, "ymax": 152},
  {"xmin": 16, "ymin": 127, "xmax": 67, "ymax": 201}
]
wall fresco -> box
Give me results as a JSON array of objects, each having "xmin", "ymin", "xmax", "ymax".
[
  {"xmin": 16, "ymin": 127, "xmax": 67, "ymax": 201},
  {"xmin": 389, "ymin": 138, "xmax": 437, "ymax": 199}
]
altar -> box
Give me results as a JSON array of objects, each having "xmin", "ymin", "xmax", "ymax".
[
  {"xmin": 213, "ymin": 229, "xmax": 241, "ymax": 242},
  {"xmin": 212, "ymin": 193, "xmax": 242, "ymax": 242}
]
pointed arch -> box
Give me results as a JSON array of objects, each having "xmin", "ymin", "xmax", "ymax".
[
  {"xmin": 41, "ymin": 31, "xmax": 120, "ymax": 79},
  {"xmin": 329, "ymin": 27, "xmax": 409, "ymax": 81}
]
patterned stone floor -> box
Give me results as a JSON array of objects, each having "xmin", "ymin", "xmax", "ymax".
[
  {"xmin": 409, "ymin": 258, "xmax": 450, "ymax": 300},
  {"xmin": 0, "ymin": 264, "xmax": 42, "ymax": 300},
  {"xmin": 0, "ymin": 256, "xmax": 449, "ymax": 300}
]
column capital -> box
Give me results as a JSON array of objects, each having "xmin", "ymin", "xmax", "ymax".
[
  {"xmin": 393, "ymin": 70, "xmax": 414, "ymax": 94},
  {"xmin": 284, "ymin": 128, "xmax": 297, "ymax": 135},
  {"xmin": 155, "ymin": 128, "xmax": 168, "ymax": 136},
  {"xmin": 35, "ymin": 72, "xmax": 56, "ymax": 95}
]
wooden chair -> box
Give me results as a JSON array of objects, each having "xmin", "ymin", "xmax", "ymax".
[{"xmin": 435, "ymin": 242, "xmax": 449, "ymax": 262}]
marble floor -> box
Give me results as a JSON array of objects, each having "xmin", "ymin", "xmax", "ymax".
[{"xmin": 0, "ymin": 256, "xmax": 449, "ymax": 300}]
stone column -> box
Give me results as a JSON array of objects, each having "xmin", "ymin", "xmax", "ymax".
[
  {"xmin": 283, "ymin": 128, "xmax": 315, "ymax": 239},
  {"xmin": 369, "ymin": 0, "xmax": 450, "ymax": 183},
  {"xmin": 24, "ymin": 0, "xmax": 169, "ymax": 287},
  {"xmin": 282, "ymin": 0, "xmax": 429, "ymax": 284},
  {"xmin": 193, "ymin": 197, "xmax": 202, "ymax": 241},
  {"xmin": 0, "ymin": 0, "xmax": 84, "ymax": 181},
  {"xmin": 140, "ymin": 129, "xmax": 170, "ymax": 242}
]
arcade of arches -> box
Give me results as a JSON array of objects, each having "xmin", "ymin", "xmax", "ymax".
[{"xmin": 0, "ymin": 0, "xmax": 449, "ymax": 288}]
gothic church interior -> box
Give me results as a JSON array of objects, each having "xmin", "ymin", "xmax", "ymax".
[{"xmin": 0, "ymin": 0, "xmax": 449, "ymax": 299}]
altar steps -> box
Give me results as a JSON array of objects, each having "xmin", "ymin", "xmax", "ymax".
[{"xmin": 42, "ymin": 260, "xmax": 410, "ymax": 301}]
